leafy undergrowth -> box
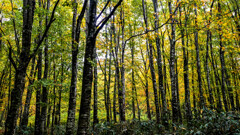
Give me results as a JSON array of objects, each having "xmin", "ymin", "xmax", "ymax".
[
  {"xmin": 14, "ymin": 109, "xmax": 240, "ymax": 135},
  {"xmin": 90, "ymin": 109, "xmax": 240, "ymax": 135}
]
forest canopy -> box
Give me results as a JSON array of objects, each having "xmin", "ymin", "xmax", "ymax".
[{"xmin": 0, "ymin": 0, "xmax": 240, "ymax": 134}]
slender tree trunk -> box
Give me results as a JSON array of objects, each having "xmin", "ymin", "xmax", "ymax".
[
  {"xmin": 194, "ymin": 3, "xmax": 205, "ymax": 108},
  {"xmin": 112, "ymin": 16, "xmax": 117, "ymax": 123},
  {"xmin": 142, "ymin": 0, "xmax": 160, "ymax": 124},
  {"xmin": 175, "ymin": 58, "xmax": 182, "ymax": 123},
  {"xmin": 35, "ymin": 50, "xmax": 42, "ymax": 135},
  {"xmin": 66, "ymin": 0, "xmax": 88, "ymax": 133},
  {"xmin": 205, "ymin": 4, "xmax": 214, "ymax": 108},
  {"xmin": 130, "ymin": 25, "xmax": 136, "ymax": 119},
  {"xmin": 180, "ymin": 6, "xmax": 192, "ymax": 122},
  {"xmin": 66, "ymin": 0, "xmax": 78, "ymax": 133},
  {"xmin": 93, "ymin": 46, "xmax": 99, "ymax": 126},
  {"xmin": 104, "ymin": 46, "xmax": 109, "ymax": 122},
  {"xmin": 55, "ymin": 53, "xmax": 63, "ymax": 126},
  {"xmin": 168, "ymin": 1, "xmax": 179, "ymax": 124},
  {"xmin": 218, "ymin": 1, "xmax": 229, "ymax": 112},
  {"xmin": 41, "ymin": 1, "xmax": 50, "ymax": 133},
  {"xmin": 120, "ymin": 7, "xmax": 126, "ymax": 122},
  {"xmin": 192, "ymin": 63, "xmax": 198, "ymax": 118},
  {"xmin": 210, "ymin": 32, "xmax": 223, "ymax": 111},
  {"xmin": 152, "ymin": 0, "xmax": 168, "ymax": 126},
  {"xmin": 140, "ymin": 40, "xmax": 151, "ymax": 120},
  {"xmin": 107, "ymin": 30, "xmax": 112, "ymax": 123},
  {"xmin": 51, "ymin": 57, "xmax": 56, "ymax": 135}
]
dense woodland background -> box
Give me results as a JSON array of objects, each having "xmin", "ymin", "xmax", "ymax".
[{"xmin": 0, "ymin": 0, "xmax": 240, "ymax": 134}]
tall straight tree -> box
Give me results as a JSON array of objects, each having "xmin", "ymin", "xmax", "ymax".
[
  {"xmin": 77, "ymin": 0, "xmax": 123, "ymax": 133},
  {"xmin": 4, "ymin": 0, "xmax": 59, "ymax": 134},
  {"xmin": 194, "ymin": 2, "xmax": 205, "ymax": 108},
  {"xmin": 142, "ymin": 0, "xmax": 160, "ymax": 124},
  {"xmin": 66, "ymin": 0, "xmax": 88, "ymax": 134},
  {"xmin": 179, "ymin": 5, "xmax": 192, "ymax": 122},
  {"xmin": 20, "ymin": 57, "xmax": 36, "ymax": 131},
  {"xmin": 168, "ymin": 1, "xmax": 178, "ymax": 124},
  {"xmin": 41, "ymin": 0, "xmax": 50, "ymax": 133},
  {"xmin": 119, "ymin": 6, "xmax": 126, "ymax": 122},
  {"xmin": 152, "ymin": 0, "xmax": 168, "ymax": 126}
]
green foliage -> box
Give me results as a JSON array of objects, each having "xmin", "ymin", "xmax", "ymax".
[{"xmin": 89, "ymin": 110, "xmax": 240, "ymax": 135}]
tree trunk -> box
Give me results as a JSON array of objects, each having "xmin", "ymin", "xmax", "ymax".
[
  {"xmin": 41, "ymin": 1, "xmax": 50, "ymax": 133},
  {"xmin": 168, "ymin": 1, "xmax": 179, "ymax": 124},
  {"xmin": 218, "ymin": 1, "xmax": 229, "ymax": 112},
  {"xmin": 205, "ymin": 4, "xmax": 214, "ymax": 108},
  {"xmin": 35, "ymin": 50, "xmax": 42, "ymax": 135},
  {"xmin": 194, "ymin": 3, "xmax": 205, "ymax": 109},
  {"xmin": 142, "ymin": 0, "xmax": 160, "ymax": 124},
  {"xmin": 66, "ymin": 0, "xmax": 88, "ymax": 133},
  {"xmin": 20, "ymin": 57, "xmax": 36, "ymax": 130},
  {"xmin": 77, "ymin": 0, "xmax": 97, "ymax": 133},
  {"xmin": 93, "ymin": 46, "xmax": 99, "ymax": 126},
  {"xmin": 130, "ymin": 25, "xmax": 136, "ymax": 119},
  {"xmin": 119, "ymin": 7, "xmax": 126, "ymax": 122},
  {"xmin": 5, "ymin": 0, "xmax": 35, "ymax": 134},
  {"xmin": 180, "ymin": 6, "xmax": 192, "ymax": 122}
]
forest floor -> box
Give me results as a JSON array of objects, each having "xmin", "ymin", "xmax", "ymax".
[{"xmin": 11, "ymin": 109, "xmax": 240, "ymax": 135}]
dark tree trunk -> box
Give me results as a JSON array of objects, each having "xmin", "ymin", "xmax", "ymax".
[
  {"xmin": 66, "ymin": 0, "xmax": 78, "ymax": 133},
  {"xmin": 77, "ymin": 0, "xmax": 122, "ymax": 133},
  {"xmin": 41, "ymin": 1, "xmax": 50, "ymax": 133},
  {"xmin": 142, "ymin": 0, "xmax": 160, "ymax": 124},
  {"xmin": 180, "ymin": 6, "xmax": 192, "ymax": 122},
  {"xmin": 194, "ymin": 3, "xmax": 205, "ymax": 109},
  {"xmin": 93, "ymin": 46, "xmax": 99, "ymax": 126},
  {"xmin": 20, "ymin": 57, "xmax": 36, "ymax": 130},
  {"xmin": 168, "ymin": 1, "xmax": 179, "ymax": 124},
  {"xmin": 205, "ymin": 3, "xmax": 214, "ymax": 108},
  {"xmin": 140, "ymin": 40, "xmax": 151, "ymax": 120},
  {"xmin": 107, "ymin": 29, "xmax": 112, "ymax": 122},
  {"xmin": 35, "ymin": 50, "xmax": 42, "ymax": 135},
  {"xmin": 218, "ymin": 1, "xmax": 229, "ymax": 112},
  {"xmin": 130, "ymin": 25, "xmax": 136, "ymax": 119},
  {"xmin": 152, "ymin": 0, "xmax": 168, "ymax": 126},
  {"xmin": 210, "ymin": 31, "xmax": 223, "ymax": 111},
  {"xmin": 51, "ymin": 57, "xmax": 56, "ymax": 135},
  {"xmin": 112, "ymin": 16, "xmax": 117, "ymax": 123},
  {"xmin": 55, "ymin": 53, "xmax": 64, "ymax": 126},
  {"xmin": 77, "ymin": 0, "xmax": 97, "ymax": 133},
  {"xmin": 4, "ymin": 1, "xmax": 35, "ymax": 134},
  {"xmin": 104, "ymin": 46, "xmax": 109, "ymax": 122},
  {"xmin": 119, "ymin": 7, "xmax": 126, "ymax": 122},
  {"xmin": 66, "ymin": 0, "xmax": 87, "ymax": 134},
  {"xmin": 175, "ymin": 58, "xmax": 182, "ymax": 123},
  {"xmin": 35, "ymin": 1, "xmax": 43, "ymax": 134}
]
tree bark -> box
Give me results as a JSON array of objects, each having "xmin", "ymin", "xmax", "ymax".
[
  {"xmin": 5, "ymin": 1, "xmax": 35, "ymax": 134},
  {"xmin": 168, "ymin": 1, "xmax": 179, "ymax": 124},
  {"xmin": 20, "ymin": 57, "xmax": 36, "ymax": 130},
  {"xmin": 41, "ymin": 1, "xmax": 50, "ymax": 133},
  {"xmin": 194, "ymin": 3, "xmax": 205, "ymax": 109},
  {"xmin": 142, "ymin": 0, "xmax": 160, "ymax": 124},
  {"xmin": 66, "ymin": 0, "xmax": 88, "ymax": 134}
]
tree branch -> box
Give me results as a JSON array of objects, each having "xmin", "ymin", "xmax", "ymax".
[
  {"xmin": 95, "ymin": 0, "xmax": 123, "ymax": 36},
  {"xmin": 96, "ymin": 0, "xmax": 111, "ymax": 20},
  {"xmin": 29, "ymin": 0, "xmax": 60, "ymax": 61}
]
